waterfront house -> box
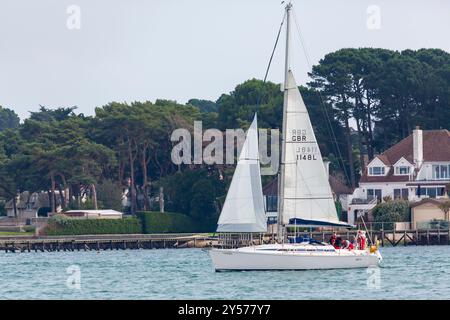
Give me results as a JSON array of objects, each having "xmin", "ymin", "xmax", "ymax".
[
  {"xmin": 348, "ymin": 128, "xmax": 450, "ymax": 225},
  {"xmin": 411, "ymin": 198, "xmax": 450, "ymax": 229},
  {"xmin": 63, "ymin": 209, "xmax": 123, "ymax": 219}
]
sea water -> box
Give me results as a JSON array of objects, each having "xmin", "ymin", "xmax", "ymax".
[{"xmin": 1, "ymin": 246, "xmax": 449, "ymax": 299}]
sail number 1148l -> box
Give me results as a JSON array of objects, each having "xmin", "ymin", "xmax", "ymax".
[{"xmin": 296, "ymin": 145, "xmax": 319, "ymax": 161}]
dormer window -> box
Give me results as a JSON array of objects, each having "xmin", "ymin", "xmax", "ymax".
[
  {"xmin": 395, "ymin": 166, "xmax": 410, "ymax": 175},
  {"xmin": 369, "ymin": 167, "xmax": 385, "ymax": 176},
  {"xmin": 393, "ymin": 157, "xmax": 413, "ymax": 176}
]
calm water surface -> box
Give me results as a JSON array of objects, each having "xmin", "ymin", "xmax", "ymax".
[{"xmin": 1, "ymin": 246, "xmax": 450, "ymax": 299}]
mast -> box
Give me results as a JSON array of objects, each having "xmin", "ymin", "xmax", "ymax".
[
  {"xmin": 284, "ymin": 2, "xmax": 292, "ymax": 89},
  {"xmin": 277, "ymin": 2, "xmax": 292, "ymax": 242}
]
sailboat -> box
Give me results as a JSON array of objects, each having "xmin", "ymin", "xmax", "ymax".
[{"xmin": 209, "ymin": 2, "xmax": 382, "ymax": 271}]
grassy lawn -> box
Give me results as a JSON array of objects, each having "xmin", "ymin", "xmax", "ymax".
[{"xmin": 0, "ymin": 231, "xmax": 34, "ymax": 236}]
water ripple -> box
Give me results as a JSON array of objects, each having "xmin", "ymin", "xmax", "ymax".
[{"xmin": 1, "ymin": 246, "xmax": 450, "ymax": 299}]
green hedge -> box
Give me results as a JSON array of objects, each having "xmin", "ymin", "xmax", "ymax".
[
  {"xmin": 138, "ymin": 211, "xmax": 216, "ymax": 233},
  {"xmin": 44, "ymin": 215, "xmax": 142, "ymax": 236},
  {"xmin": 44, "ymin": 212, "xmax": 216, "ymax": 235},
  {"xmin": 372, "ymin": 199, "xmax": 410, "ymax": 230}
]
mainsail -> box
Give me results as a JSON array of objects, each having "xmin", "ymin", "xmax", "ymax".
[
  {"xmin": 279, "ymin": 70, "xmax": 346, "ymax": 227},
  {"xmin": 217, "ymin": 114, "xmax": 267, "ymax": 233}
]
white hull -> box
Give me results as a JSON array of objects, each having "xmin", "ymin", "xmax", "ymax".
[{"xmin": 209, "ymin": 243, "xmax": 382, "ymax": 271}]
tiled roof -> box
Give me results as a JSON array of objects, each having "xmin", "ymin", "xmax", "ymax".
[
  {"xmin": 360, "ymin": 129, "xmax": 450, "ymax": 183},
  {"xmin": 360, "ymin": 172, "xmax": 411, "ymax": 183},
  {"xmin": 381, "ymin": 130, "xmax": 450, "ymax": 164},
  {"xmin": 410, "ymin": 198, "xmax": 450, "ymax": 209}
]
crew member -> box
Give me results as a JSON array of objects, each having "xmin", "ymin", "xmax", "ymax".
[{"xmin": 329, "ymin": 233, "xmax": 337, "ymax": 247}]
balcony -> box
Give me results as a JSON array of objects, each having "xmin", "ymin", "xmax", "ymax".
[{"xmin": 350, "ymin": 197, "xmax": 379, "ymax": 205}]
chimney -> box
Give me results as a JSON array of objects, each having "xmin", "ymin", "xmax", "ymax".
[
  {"xmin": 323, "ymin": 160, "xmax": 330, "ymax": 178},
  {"xmin": 413, "ymin": 126, "xmax": 423, "ymax": 168}
]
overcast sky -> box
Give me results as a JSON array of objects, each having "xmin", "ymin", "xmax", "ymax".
[{"xmin": 1, "ymin": 0, "xmax": 449, "ymax": 120}]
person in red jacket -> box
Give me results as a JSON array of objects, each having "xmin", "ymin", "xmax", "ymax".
[
  {"xmin": 360, "ymin": 232, "xmax": 366, "ymax": 249},
  {"xmin": 348, "ymin": 236, "xmax": 356, "ymax": 250},
  {"xmin": 348, "ymin": 241, "xmax": 354, "ymax": 250},
  {"xmin": 356, "ymin": 230, "xmax": 367, "ymax": 250}
]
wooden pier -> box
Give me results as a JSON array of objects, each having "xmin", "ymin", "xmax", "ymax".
[
  {"xmin": 2, "ymin": 227, "xmax": 449, "ymax": 253},
  {"xmin": 215, "ymin": 226, "xmax": 450, "ymax": 248},
  {"xmin": 0, "ymin": 234, "xmax": 213, "ymax": 253},
  {"xmin": 288, "ymin": 228, "xmax": 450, "ymax": 247}
]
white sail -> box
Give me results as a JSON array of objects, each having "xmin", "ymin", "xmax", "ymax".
[
  {"xmin": 217, "ymin": 114, "xmax": 267, "ymax": 233},
  {"xmin": 279, "ymin": 70, "xmax": 342, "ymax": 226}
]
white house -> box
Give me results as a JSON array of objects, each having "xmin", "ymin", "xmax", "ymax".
[{"xmin": 348, "ymin": 127, "xmax": 450, "ymax": 225}]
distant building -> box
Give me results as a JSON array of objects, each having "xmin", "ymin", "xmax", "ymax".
[
  {"xmin": 63, "ymin": 210, "xmax": 123, "ymax": 219},
  {"xmin": 411, "ymin": 198, "xmax": 450, "ymax": 229},
  {"xmin": 4, "ymin": 191, "xmax": 60, "ymax": 219},
  {"xmin": 348, "ymin": 128, "xmax": 450, "ymax": 225}
]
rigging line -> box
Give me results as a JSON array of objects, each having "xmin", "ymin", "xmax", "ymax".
[
  {"xmin": 291, "ymin": 7, "xmax": 352, "ymax": 187},
  {"xmin": 291, "ymin": 9, "xmax": 350, "ymax": 186},
  {"xmin": 263, "ymin": 11, "xmax": 287, "ymax": 84},
  {"xmin": 251, "ymin": 10, "xmax": 286, "ymax": 193},
  {"xmin": 255, "ymin": 11, "xmax": 287, "ymax": 113}
]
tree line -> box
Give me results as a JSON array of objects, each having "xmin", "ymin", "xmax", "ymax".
[
  {"xmin": 310, "ymin": 48, "xmax": 450, "ymax": 186},
  {"xmin": 1, "ymin": 48, "xmax": 449, "ymax": 219}
]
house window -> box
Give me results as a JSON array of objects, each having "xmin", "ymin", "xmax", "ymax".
[
  {"xmin": 394, "ymin": 188, "xmax": 408, "ymax": 200},
  {"xmin": 369, "ymin": 167, "xmax": 385, "ymax": 176},
  {"xmin": 266, "ymin": 195, "xmax": 278, "ymax": 212},
  {"xmin": 432, "ymin": 165, "xmax": 450, "ymax": 180},
  {"xmin": 395, "ymin": 166, "xmax": 410, "ymax": 175},
  {"xmin": 367, "ymin": 189, "xmax": 382, "ymax": 202},
  {"xmin": 419, "ymin": 187, "xmax": 445, "ymax": 198},
  {"xmin": 428, "ymin": 188, "xmax": 437, "ymax": 198}
]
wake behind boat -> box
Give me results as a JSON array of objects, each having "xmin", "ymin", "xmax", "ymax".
[{"xmin": 209, "ymin": 2, "xmax": 382, "ymax": 271}]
